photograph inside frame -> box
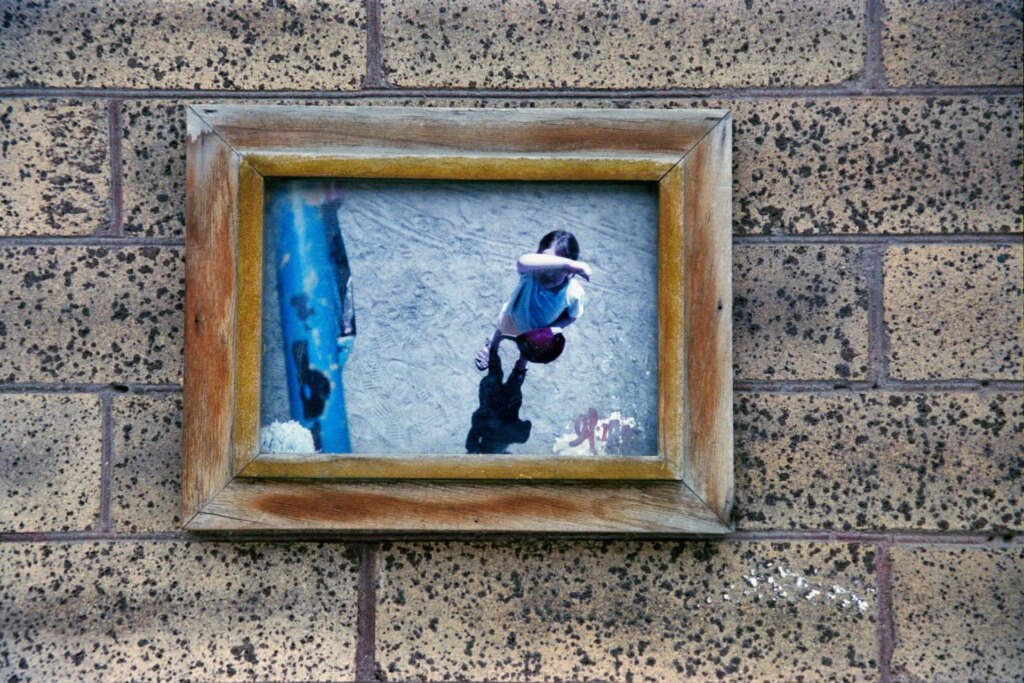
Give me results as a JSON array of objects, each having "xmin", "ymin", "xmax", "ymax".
[{"xmin": 259, "ymin": 177, "xmax": 660, "ymax": 458}]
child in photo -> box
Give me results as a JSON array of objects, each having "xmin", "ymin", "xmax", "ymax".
[{"xmin": 475, "ymin": 230, "xmax": 592, "ymax": 373}]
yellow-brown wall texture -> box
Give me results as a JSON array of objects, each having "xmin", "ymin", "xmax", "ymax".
[{"xmin": 0, "ymin": 1, "xmax": 1021, "ymax": 681}]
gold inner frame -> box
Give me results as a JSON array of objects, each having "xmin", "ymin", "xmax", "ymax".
[{"xmin": 232, "ymin": 155, "xmax": 685, "ymax": 481}]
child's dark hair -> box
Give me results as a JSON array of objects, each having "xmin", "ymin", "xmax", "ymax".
[{"xmin": 538, "ymin": 230, "xmax": 580, "ymax": 261}]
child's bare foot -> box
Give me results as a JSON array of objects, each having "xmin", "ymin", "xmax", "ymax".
[{"xmin": 474, "ymin": 339, "xmax": 492, "ymax": 371}]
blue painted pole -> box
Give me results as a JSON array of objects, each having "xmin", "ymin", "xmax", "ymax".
[{"xmin": 269, "ymin": 180, "xmax": 355, "ymax": 453}]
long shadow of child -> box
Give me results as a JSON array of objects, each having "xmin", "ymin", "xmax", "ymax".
[{"xmin": 465, "ymin": 345, "xmax": 531, "ymax": 454}]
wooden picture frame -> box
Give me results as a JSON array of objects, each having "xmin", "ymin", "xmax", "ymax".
[{"xmin": 182, "ymin": 105, "xmax": 733, "ymax": 533}]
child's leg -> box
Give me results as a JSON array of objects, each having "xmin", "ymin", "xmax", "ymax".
[{"xmin": 475, "ymin": 328, "xmax": 503, "ymax": 370}]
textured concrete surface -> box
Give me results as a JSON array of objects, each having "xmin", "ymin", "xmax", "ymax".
[
  {"xmin": 111, "ymin": 394, "xmax": 182, "ymax": 532},
  {"xmin": 261, "ymin": 179, "xmax": 660, "ymax": 455},
  {"xmin": 0, "ymin": 542, "xmax": 359, "ymax": 681},
  {"xmin": 120, "ymin": 96, "xmax": 1023, "ymax": 239},
  {"xmin": 890, "ymin": 546, "xmax": 1024, "ymax": 681},
  {"xmin": 0, "ymin": 0, "xmax": 366, "ymax": 90},
  {"xmin": 0, "ymin": 394, "xmax": 102, "ymax": 533},
  {"xmin": 121, "ymin": 98, "xmax": 335, "ymax": 237},
  {"xmin": 121, "ymin": 101, "xmax": 187, "ymax": 238},
  {"xmin": 2, "ymin": 2, "xmax": 1023, "ymax": 681},
  {"xmin": 885, "ymin": 245, "xmax": 1023, "ymax": 380},
  {"xmin": 736, "ymin": 392, "xmax": 1024, "ymax": 531},
  {"xmin": 0, "ymin": 99, "xmax": 109, "ymax": 236},
  {"xmin": 376, "ymin": 541, "xmax": 878, "ymax": 681},
  {"xmin": 382, "ymin": 0, "xmax": 864, "ymax": 89},
  {"xmin": 883, "ymin": 0, "xmax": 1024, "ymax": 86},
  {"xmin": 0, "ymin": 247, "xmax": 183, "ymax": 384},
  {"xmin": 733, "ymin": 245, "xmax": 868, "ymax": 381},
  {"xmin": 731, "ymin": 97, "xmax": 1023, "ymax": 234}
]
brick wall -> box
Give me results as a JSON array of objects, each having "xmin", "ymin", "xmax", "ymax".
[{"xmin": 0, "ymin": 1, "xmax": 1021, "ymax": 681}]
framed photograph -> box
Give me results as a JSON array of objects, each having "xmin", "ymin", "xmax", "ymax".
[{"xmin": 182, "ymin": 105, "xmax": 733, "ymax": 533}]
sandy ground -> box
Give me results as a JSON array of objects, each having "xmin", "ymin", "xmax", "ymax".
[{"xmin": 260, "ymin": 179, "xmax": 659, "ymax": 456}]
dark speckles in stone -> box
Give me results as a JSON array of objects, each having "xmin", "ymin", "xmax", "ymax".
[
  {"xmin": 0, "ymin": 542, "xmax": 359, "ymax": 681},
  {"xmin": 0, "ymin": 1, "xmax": 366, "ymax": 89},
  {"xmin": 121, "ymin": 101, "xmax": 187, "ymax": 238},
  {"xmin": 381, "ymin": 0, "xmax": 864, "ymax": 89},
  {"xmin": 883, "ymin": 0, "xmax": 1024, "ymax": 87},
  {"xmin": 885, "ymin": 245, "xmax": 1023, "ymax": 380},
  {"xmin": 119, "ymin": 97, "xmax": 1022, "ymax": 241},
  {"xmin": 735, "ymin": 392, "xmax": 1024, "ymax": 531},
  {"xmin": 0, "ymin": 99, "xmax": 109, "ymax": 236},
  {"xmin": 111, "ymin": 394, "xmax": 183, "ymax": 533},
  {"xmin": 734, "ymin": 245, "xmax": 868, "ymax": 380},
  {"xmin": 0, "ymin": 394, "xmax": 102, "ymax": 532},
  {"xmin": 376, "ymin": 541, "xmax": 877, "ymax": 681},
  {"xmin": 733, "ymin": 97, "xmax": 1023, "ymax": 234},
  {"xmin": 0, "ymin": 247, "xmax": 184, "ymax": 383},
  {"xmin": 890, "ymin": 547, "xmax": 1024, "ymax": 681}
]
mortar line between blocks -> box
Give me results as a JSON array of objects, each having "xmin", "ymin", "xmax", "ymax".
[
  {"xmin": 732, "ymin": 233, "xmax": 1023, "ymax": 246},
  {"xmin": 364, "ymin": 0, "xmax": 385, "ymax": 89},
  {"xmin": 734, "ymin": 379, "xmax": 1022, "ymax": 393},
  {"xmin": 98, "ymin": 392, "xmax": 114, "ymax": 533},
  {"xmin": 865, "ymin": 244, "xmax": 888, "ymax": 387},
  {"xmin": 864, "ymin": 0, "xmax": 886, "ymax": 90},
  {"xmin": 0, "ymin": 236, "xmax": 184, "ymax": 247},
  {"xmin": 0, "ymin": 85, "xmax": 1021, "ymax": 99},
  {"xmin": 356, "ymin": 543, "xmax": 379, "ymax": 681},
  {"xmin": 0, "ymin": 383, "xmax": 181, "ymax": 394},
  {"xmin": 0, "ymin": 530, "xmax": 1019, "ymax": 545},
  {"xmin": 876, "ymin": 544, "xmax": 895, "ymax": 683},
  {"xmin": 107, "ymin": 99, "xmax": 124, "ymax": 236}
]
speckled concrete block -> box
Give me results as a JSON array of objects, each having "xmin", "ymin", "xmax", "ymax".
[
  {"xmin": 890, "ymin": 546, "xmax": 1024, "ymax": 681},
  {"xmin": 384, "ymin": 97, "xmax": 1020, "ymax": 235},
  {"xmin": 0, "ymin": 99, "xmax": 109, "ymax": 236},
  {"xmin": 122, "ymin": 99, "xmax": 366, "ymax": 237},
  {"xmin": 736, "ymin": 392, "xmax": 1023, "ymax": 531},
  {"xmin": 381, "ymin": 0, "xmax": 864, "ymax": 89},
  {"xmin": 0, "ymin": 247, "xmax": 184, "ymax": 384},
  {"xmin": 732, "ymin": 97, "xmax": 1023, "ymax": 234},
  {"xmin": 883, "ymin": 0, "xmax": 1024, "ymax": 86},
  {"xmin": 121, "ymin": 102, "xmax": 187, "ymax": 238},
  {"xmin": 0, "ymin": 394, "xmax": 102, "ymax": 532},
  {"xmin": 0, "ymin": 541, "xmax": 359, "ymax": 681},
  {"xmin": 376, "ymin": 541, "xmax": 878, "ymax": 681},
  {"xmin": 0, "ymin": 0, "xmax": 366, "ymax": 90},
  {"xmin": 121, "ymin": 99, "xmax": 619, "ymax": 238},
  {"xmin": 123, "ymin": 96, "xmax": 1022, "ymax": 238},
  {"xmin": 734, "ymin": 245, "xmax": 868, "ymax": 380},
  {"xmin": 885, "ymin": 245, "xmax": 1023, "ymax": 380},
  {"xmin": 111, "ymin": 394, "xmax": 182, "ymax": 532}
]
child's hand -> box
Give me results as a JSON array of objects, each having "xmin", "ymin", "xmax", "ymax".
[{"xmin": 572, "ymin": 261, "xmax": 592, "ymax": 281}]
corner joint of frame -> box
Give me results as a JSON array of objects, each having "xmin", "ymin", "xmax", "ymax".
[
  {"xmin": 180, "ymin": 474, "xmax": 240, "ymax": 531},
  {"xmin": 658, "ymin": 155, "xmax": 687, "ymax": 181},
  {"xmin": 186, "ymin": 105, "xmax": 248, "ymax": 162}
]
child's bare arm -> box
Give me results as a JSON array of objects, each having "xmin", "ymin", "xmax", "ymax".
[
  {"xmin": 516, "ymin": 253, "xmax": 592, "ymax": 280},
  {"xmin": 549, "ymin": 310, "xmax": 577, "ymax": 333}
]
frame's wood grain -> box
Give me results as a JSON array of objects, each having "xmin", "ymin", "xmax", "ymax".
[
  {"xmin": 238, "ymin": 454, "xmax": 674, "ymax": 480},
  {"xmin": 182, "ymin": 111, "xmax": 240, "ymax": 524},
  {"xmin": 658, "ymin": 163, "xmax": 686, "ymax": 477},
  {"xmin": 231, "ymin": 161, "xmax": 263, "ymax": 476},
  {"xmin": 246, "ymin": 155, "xmax": 676, "ymax": 181},
  {"xmin": 183, "ymin": 105, "xmax": 734, "ymax": 533},
  {"xmin": 197, "ymin": 105, "xmax": 727, "ymax": 158},
  {"xmin": 681, "ymin": 115, "xmax": 734, "ymax": 522},
  {"xmin": 189, "ymin": 479, "xmax": 731, "ymax": 534}
]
